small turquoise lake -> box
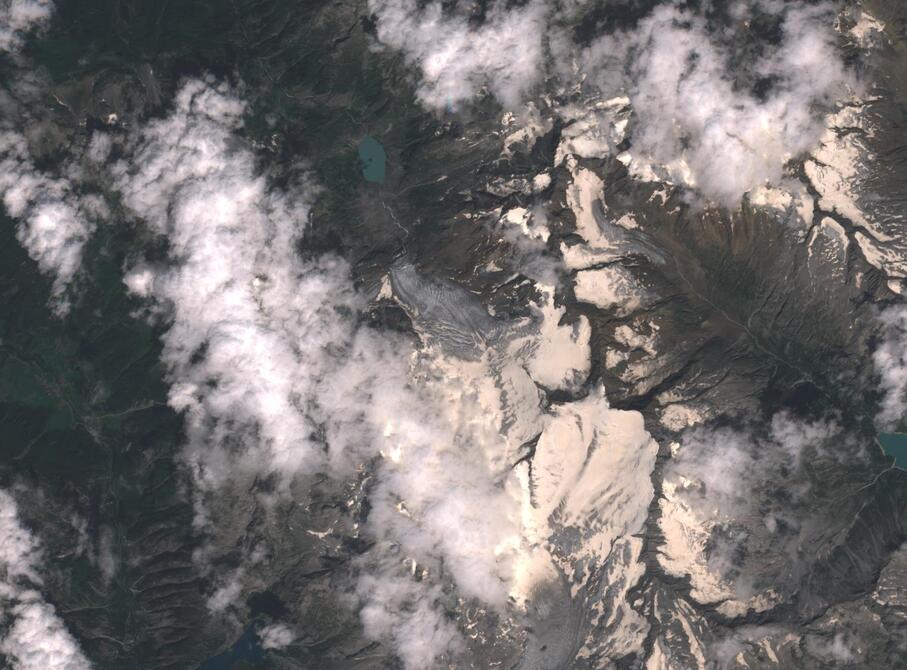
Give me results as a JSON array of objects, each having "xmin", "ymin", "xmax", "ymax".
[
  {"xmin": 358, "ymin": 136, "xmax": 386, "ymax": 184},
  {"xmin": 879, "ymin": 433, "xmax": 907, "ymax": 470}
]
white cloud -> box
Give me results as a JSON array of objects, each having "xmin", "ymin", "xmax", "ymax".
[
  {"xmin": 114, "ymin": 78, "xmax": 521, "ymax": 663},
  {"xmin": 826, "ymin": 633, "xmax": 855, "ymax": 663},
  {"xmin": 0, "ymin": 490, "xmax": 92, "ymax": 670},
  {"xmin": 583, "ymin": 2, "xmax": 851, "ymax": 205},
  {"xmin": 0, "ymin": 130, "xmax": 99, "ymax": 313},
  {"xmin": 874, "ymin": 306, "xmax": 907, "ymax": 430},
  {"xmin": 1, "ymin": 597, "xmax": 91, "ymax": 670},
  {"xmin": 0, "ymin": 0, "xmax": 53, "ymax": 53},
  {"xmin": 112, "ymin": 77, "xmax": 365, "ymax": 488},
  {"xmin": 367, "ymin": 0, "xmax": 549, "ymax": 110},
  {"xmin": 257, "ymin": 622, "xmax": 295, "ymax": 650},
  {"xmin": 0, "ymin": 489, "xmax": 42, "ymax": 585},
  {"xmin": 659, "ymin": 412, "xmax": 848, "ymax": 615},
  {"xmin": 373, "ymin": 271, "xmax": 656, "ymax": 663},
  {"xmin": 370, "ymin": 0, "xmax": 851, "ymax": 205},
  {"xmin": 94, "ymin": 527, "xmax": 117, "ymax": 585},
  {"xmin": 359, "ymin": 350, "xmax": 531, "ymax": 608},
  {"xmin": 206, "ymin": 568, "xmax": 245, "ymax": 613},
  {"xmin": 114, "ymin": 76, "xmax": 659, "ymax": 669},
  {"xmin": 357, "ymin": 568, "xmax": 462, "ymax": 669}
]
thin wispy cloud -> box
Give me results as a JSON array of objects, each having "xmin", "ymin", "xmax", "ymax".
[{"xmin": 660, "ymin": 412, "xmax": 860, "ymax": 618}]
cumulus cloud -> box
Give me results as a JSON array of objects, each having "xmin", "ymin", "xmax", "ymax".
[
  {"xmin": 114, "ymin": 75, "xmax": 659, "ymax": 668},
  {"xmin": 331, "ymin": 354, "xmax": 527, "ymax": 669},
  {"xmin": 0, "ymin": 130, "xmax": 100, "ymax": 313},
  {"xmin": 583, "ymin": 1, "xmax": 851, "ymax": 205},
  {"xmin": 370, "ymin": 0, "xmax": 851, "ymax": 205},
  {"xmin": 355, "ymin": 348, "xmax": 534, "ymax": 603},
  {"xmin": 112, "ymin": 77, "xmax": 369, "ymax": 487},
  {"xmin": 873, "ymin": 306, "xmax": 907, "ymax": 430},
  {"xmin": 112, "ymin": 77, "xmax": 531, "ymax": 665},
  {"xmin": 0, "ymin": 489, "xmax": 92, "ymax": 670},
  {"xmin": 0, "ymin": 0, "xmax": 53, "ymax": 53},
  {"xmin": 367, "ymin": 0, "xmax": 549, "ymax": 110},
  {"xmin": 357, "ymin": 568, "xmax": 462, "ymax": 669},
  {"xmin": 812, "ymin": 632, "xmax": 855, "ymax": 663},
  {"xmin": 376, "ymin": 269, "xmax": 657, "ymax": 663},
  {"xmin": 257, "ymin": 622, "xmax": 295, "ymax": 650},
  {"xmin": 660, "ymin": 412, "xmax": 851, "ymax": 613},
  {"xmin": 0, "ymin": 6, "xmax": 103, "ymax": 315}
]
